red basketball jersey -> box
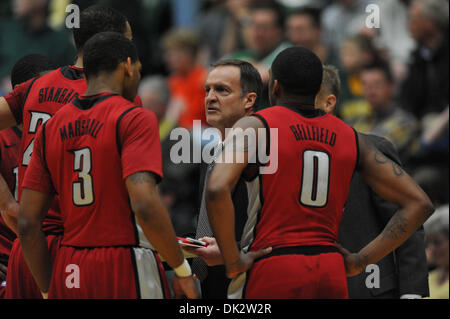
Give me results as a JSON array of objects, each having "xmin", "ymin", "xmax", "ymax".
[
  {"xmin": 246, "ymin": 105, "xmax": 358, "ymax": 252},
  {"xmin": 0, "ymin": 127, "xmax": 21, "ymax": 260},
  {"xmin": 23, "ymin": 93, "xmax": 162, "ymax": 247},
  {"xmin": 4, "ymin": 65, "xmax": 87, "ymax": 232}
]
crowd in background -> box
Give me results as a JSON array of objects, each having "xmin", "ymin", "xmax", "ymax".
[{"xmin": 0, "ymin": 0, "xmax": 448, "ymax": 298}]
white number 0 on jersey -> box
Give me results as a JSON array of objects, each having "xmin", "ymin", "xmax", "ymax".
[{"xmin": 299, "ymin": 150, "xmax": 330, "ymax": 207}]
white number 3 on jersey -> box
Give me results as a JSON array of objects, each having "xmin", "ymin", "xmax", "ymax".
[{"xmin": 72, "ymin": 148, "xmax": 94, "ymax": 206}]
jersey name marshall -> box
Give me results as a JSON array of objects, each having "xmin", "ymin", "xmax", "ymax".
[
  {"xmin": 59, "ymin": 119, "xmax": 104, "ymax": 142},
  {"xmin": 38, "ymin": 87, "xmax": 80, "ymax": 105},
  {"xmin": 289, "ymin": 123, "xmax": 337, "ymax": 147}
]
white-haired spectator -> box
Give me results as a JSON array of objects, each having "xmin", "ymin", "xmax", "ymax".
[{"xmin": 424, "ymin": 204, "xmax": 449, "ymax": 299}]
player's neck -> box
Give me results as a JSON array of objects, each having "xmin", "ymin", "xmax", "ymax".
[
  {"xmin": 275, "ymin": 96, "xmax": 316, "ymax": 109},
  {"xmin": 74, "ymin": 53, "xmax": 84, "ymax": 69},
  {"xmin": 84, "ymin": 76, "xmax": 122, "ymax": 97}
]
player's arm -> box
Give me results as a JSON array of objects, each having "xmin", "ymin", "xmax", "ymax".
[
  {"xmin": 0, "ymin": 173, "xmax": 19, "ymax": 234},
  {"xmin": 17, "ymin": 125, "xmax": 54, "ymax": 295},
  {"xmin": 0, "ymin": 97, "xmax": 19, "ymax": 129},
  {"xmin": 18, "ymin": 188, "xmax": 53, "ymax": 294},
  {"xmin": 125, "ymin": 171, "xmax": 199, "ymax": 299},
  {"xmin": 206, "ymin": 116, "xmax": 272, "ymax": 279},
  {"xmin": 338, "ymin": 132, "xmax": 434, "ymax": 276}
]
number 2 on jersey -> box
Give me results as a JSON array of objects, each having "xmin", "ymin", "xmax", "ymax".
[
  {"xmin": 299, "ymin": 150, "xmax": 330, "ymax": 207},
  {"xmin": 72, "ymin": 148, "xmax": 94, "ymax": 206}
]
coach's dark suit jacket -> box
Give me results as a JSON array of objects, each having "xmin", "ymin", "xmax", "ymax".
[
  {"xmin": 196, "ymin": 162, "xmax": 248, "ymax": 299},
  {"xmin": 338, "ymin": 134, "xmax": 429, "ymax": 298}
]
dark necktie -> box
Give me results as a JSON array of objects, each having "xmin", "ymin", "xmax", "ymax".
[
  {"xmin": 191, "ymin": 161, "xmax": 215, "ymax": 281},
  {"xmin": 191, "ymin": 142, "xmax": 223, "ymax": 281}
]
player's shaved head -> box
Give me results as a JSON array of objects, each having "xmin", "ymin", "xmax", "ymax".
[
  {"xmin": 83, "ymin": 32, "xmax": 138, "ymax": 79},
  {"xmin": 271, "ymin": 46, "xmax": 323, "ymax": 103},
  {"xmin": 10, "ymin": 54, "xmax": 56, "ymax": 87},
  {"xmin": 73, "ymin": 5, "xmax": 129, "ymax": 53}
]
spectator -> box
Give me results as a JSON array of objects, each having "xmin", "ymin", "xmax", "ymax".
[
  {"xmin": 399, "ymin": 0, "xmax": 449, "ymax": 205},
  {"xmin": 345, "ymin": 63, "xmax": 419, "ymax": 160},
  {"xmin": 229, "ymin": 0, "xmax": 291, "ymax": 108},
  {"xmin": 285, "ymin": 7, "xmax": 337, "ymax": 64},
  {"xmin": 424, "ymin": 205, "xmax": 449, "ymax": 299},
  {"xmin": 375, "ymin": 0, "xmax": 415, "ymax": 83},
  {"xmin": 197, "ymin": 0, "xmax": 255, "ymax": 64},
  {"xmin": 0, "ymin": 0, "xmax": 75, "ymax": 91},
  {"xmin": 138, "ymin": 75, "xmax": 199, "ymax": 236},
  {"xmin": 163, "ymin": 28, "xmax": 208, "ymax": 129},
  {"xmin": 321, "ymin": 0, "xmax": 371, "ymax": 62},
  {"xmin": 337, "ymin": 34, "xmax": 386, "ymax": 117},
  {"xmin": 170, "ymin": 0, "xmax": 201, "ymax": 28},
  {"xmin": 399, "ymin": 0, "xmax": 449, "ymax": 119}
]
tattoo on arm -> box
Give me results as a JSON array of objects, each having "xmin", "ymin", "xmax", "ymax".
[
  {"xmin": 128, "ymin": 172, "xmax": 156, "ymax": 185},
  {"xmin": 382, "ymin": 212, "xmax": 408, "ymax": 241},
  {"xmin": 374, "ymin": 149, "xmax": 388, "ymax": 164},
  {"xmin": 391, "ymin": 161, "xmax": 404, "ymax": 177},
  {"xmin": 372, "ymin": 143, "xmax": 404, "ymax": 177}
]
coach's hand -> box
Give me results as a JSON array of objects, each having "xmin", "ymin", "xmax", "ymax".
[
  {"xmin": 182, "ymin": 237, "xmax": 224, "ymax": 266},
  {"xmin": 172, "ymin": 275, "xmax": 200, "ymax": 299},
  {"xmin": 335, "ymin": 242, "xmax": 367, "ymax": 277},
  {"xmin": 225, "ymin": 247, "xmax": 272, "ymax": 279}
]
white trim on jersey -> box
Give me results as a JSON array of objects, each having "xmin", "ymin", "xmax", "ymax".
[
  {"xmin": 227, "ymin": 177, "xmax": 261, "ymax": 299},
  {"xmin": 132, "ymin": 247, "xmax": 164, "ymax": 299}
]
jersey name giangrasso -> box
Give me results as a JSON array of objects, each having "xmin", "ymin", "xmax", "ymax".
[{"xmin": 5, "ymin": 66, "xmax": 87, "ymax": 232}]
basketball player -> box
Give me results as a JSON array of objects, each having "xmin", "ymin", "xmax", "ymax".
[
  {"xmin": 0, "ymin": 54, "xmax": 56, "ymax": 298},
  {"xmin": 205, "ymin": 47, "xmax": 434, "ymax": 298},
  {"xmin": 0, "ymin": 5, "xmax": 137, "ymax": 299},
  {"xmin": 19, "ymin": 32, "xmax": 199, "ymax": 299},
  {"xmin": 316, "ymin": 65, "xmax": 429, "ymax": 299}
]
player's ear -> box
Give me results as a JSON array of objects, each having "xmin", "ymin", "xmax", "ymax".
[
  {"xmin": 325, "ymin": 94, "xmax": 337, "ymax": 114},
  {"xmin": 124, "ymin": 57, "xmax": 133, "ymax": 78},
  {"xmin": 271, "ymin": 79, "xmax": 279, "ymax": 97}
]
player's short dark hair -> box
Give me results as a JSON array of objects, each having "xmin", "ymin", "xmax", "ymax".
[
  {"xmin": 83, "ymin": 32, "xmax": 138, "ymax": 79},
  {"xmin": 211, "ymin": 59, "xmax": 263, "ymax": 108},
  {"xmin": 271, "ymin": 46, "xmax": 323, "ymax": 97},
  {"xmin": 10, "ymin": 54, "xmax": 56, "ymax": 87},
  {"xmin": 361, "ymin": 62, "xmax": 394, "ymax": 84},
  {"xmin": 250, "ymin": 0, "xmax": 285, "ymax": 29},
  {"xmin": 288, "ymin": 7, "xmax": 321, "ymax": 29},
  {"xmin": 73, "ymin": 5, "xmax": 128, "ymax": 52}
]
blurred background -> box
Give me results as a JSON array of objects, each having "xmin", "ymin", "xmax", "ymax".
[{"xmin": 0, "ymin": 0, "xmax": 448, "ymax": 297}]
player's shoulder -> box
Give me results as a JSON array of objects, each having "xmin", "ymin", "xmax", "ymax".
[
  {"xmin": 361, "ymin": 133, "xmax": 400, "ymax": 164},
  {"xmin": 119, "ymin": 102, "xmax": 156, "ymax": 123}
]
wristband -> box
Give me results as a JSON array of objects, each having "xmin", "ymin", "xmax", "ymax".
[
  {"xmin": 41, "ymin": 291, "xmax": 48, "ymax": 299},
  {"xmin": 174, "ymin": 259, "xmax": 192, "ymax": 277}
]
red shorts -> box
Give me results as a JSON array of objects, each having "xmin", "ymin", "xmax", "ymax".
[
  {"xmin": 49, "ymin": 246, "xmax": 169, "ymax": 299},
  {"xmin": 5, "ymin": 234, "xmax": 62, "ymax": 299},
  {"xmin": 241, "ymin": 250, "xmax": 348, "ymax": 299}
]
